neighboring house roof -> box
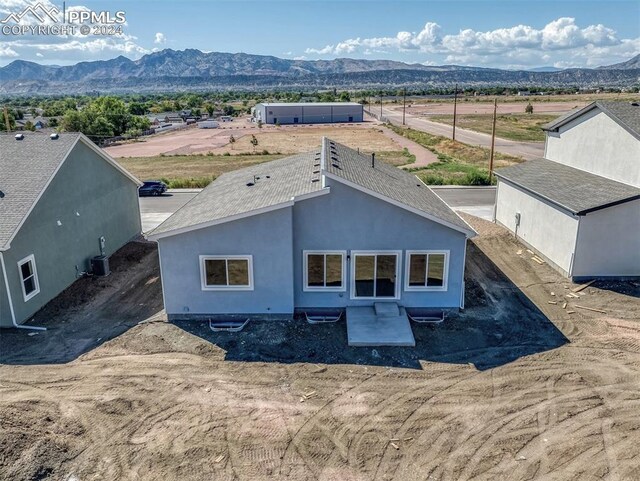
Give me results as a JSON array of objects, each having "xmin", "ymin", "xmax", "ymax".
[
  {"xmin": 543, "ymin": 100, "xmax": 640, "ymax": 140},
  {"xmin": 149, "ymin": 138, "xmax": 475, "ymax": 240},
  {"xmin": 495, "ymin": 158, "xmax": 640, "ymax": 215},
  {"xmin": 0, "ymin": 132, "xmax": 141, "ymax": 251}
]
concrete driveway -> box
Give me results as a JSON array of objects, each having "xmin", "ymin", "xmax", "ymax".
[{"xmin": 139, "ymin": 186, "xmax": 496, "ymax": 233}]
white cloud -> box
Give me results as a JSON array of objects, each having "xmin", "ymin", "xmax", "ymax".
[
  {"xmin": 0, "ymin": 45, "xmax": 19, "ymax": 57},
  {"xmin": 154, "ymin": 32, "xmax": 166, "ymax": 45},
  {"xmin": 36, "ymin": 52, "xmax": 43, "ymax": 57},
  {"xmin": 304, "ymin": 17, "xmax": 638, "ymax": 68}
]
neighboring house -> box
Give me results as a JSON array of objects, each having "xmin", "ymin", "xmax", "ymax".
[
  {"xmin": 148, "ymin": 138, "xmax": 475, "ymax": 327},
  {"xmin": 252, "ymin": 102, "xmax": 364, "ymax": 125},
  {"xmin": 494, "ymin": 101, "xmax": 640, "ymax": 280},
  {"xmin": 0, "ymin": 132, "xmax": 142, "ymax": 328}
]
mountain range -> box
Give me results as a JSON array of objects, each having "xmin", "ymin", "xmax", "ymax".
[{"xmin": 1, "ymin": 50, "xmax": 638, "ymax": 94}]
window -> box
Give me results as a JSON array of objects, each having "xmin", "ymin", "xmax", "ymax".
[
  {"xmin": 303, "ymin": 251, "xmax": 346, "ymax": 291},
  {"xmin": 18, "ymin": 254, "xmax": 40, "ymax": 301},
  {"xmin": 350, "ymin": 251, "xmax": 402, "ymax": 299},
  {"xmin": 405, "ymin": 251, "xmax": 449, "ymax": 291},
  {"xmin": 200, "ymin": 255, "xmax": 253, "ymax": 291}
]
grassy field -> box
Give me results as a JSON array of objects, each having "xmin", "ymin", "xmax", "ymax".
[
  {"xmin": 387, "ymin": 124, "xmax": 522, "ymax": 185},
  {"xmin": 401, "ymin": 92, "xmax": 640, "ymax": 105},
  {"xmin": 119, "ymin": 148, "xmax": 414, "ymax": 188},
  {"xmin": 429, "ymin": 113, "xmax": 557, "ymax": 141},
  {"xmin": 119, "ymin": 152, "xmax": 285, "ymax": 188}
]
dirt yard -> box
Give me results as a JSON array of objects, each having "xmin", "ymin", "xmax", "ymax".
[
  {"xmin": 391, "ymin": 101, "xmax": 588, "ymax": 117},
  {"xmin": 1, "ymin": 219, "xmax": 639, "ymax": 480},
  {"xmin": 105, "ymin": 122, "xmax": 400, "ymax": 159}
]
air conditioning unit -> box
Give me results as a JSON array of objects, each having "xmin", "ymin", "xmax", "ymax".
[{"xmin": 91, "ymin": 255, "xmax": 110, "ymax": 277}]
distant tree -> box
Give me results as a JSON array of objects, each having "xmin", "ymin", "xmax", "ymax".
[
  {"xmin": 229, "ymin": 135, "xmax": 235, "ymax": 150},
  {"xmin": 525, "ymin": 103, "xmax": 534, "ymax": 114},
  {"xmin": 250, "ymin": 134, "xmax": 258, "ymax": 152},
  {"xmin": 275, "ymin": 120, "xmax": 281, "ymax": 127},
  {"xmin": 0, "ymin": 110, "xmax": 15, "ymax": 131},
  {"xmin": 128, "ymin": 102, "xmax": 146, "ymax": 115},
  {"xmin": 222, "ymin": 104, "xmax": 234, "ymax": 116},
  {"xmin": 339, "ymin": 91, "xmax": 351, "ymax": 102},
  {"xmin": 24, "ymin": 120, "xmax": 35, "ymax": 131},
  {"xmin": 205, "ymin": 103, "xmax": 215, "ymax": 118},
  {"xmin": 49, "ymin": 117, "xmax": 59, "ymax": 128},
  {"xmin": 257, "ymin": 120, "xmax": 263, "ymax": 129}
]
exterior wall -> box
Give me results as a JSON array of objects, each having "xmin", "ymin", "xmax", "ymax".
[
  {"xmin": 292, "ymin": 179, "xmax": 467, "ymax": 309},
  {"xmin": 495, "ymin": 179, "xmax": 578, "ymax": 275},
  {"xmin": 0, "ymin": 141, "xmax": 141, "ymax": 327},
  {"xmin": 545, "ymin": 108, "xmax": 640, "ymax": 187},
  {"xmin": 572, "ymin": 199, "xmax": 640, "ymax": 278},
  {"xmin": 254, "ymin": 104, "xmax": 364, "ymax": 124},
  {"xmin": 0, "ymin": 258, "xmax": 10, "ymax": 326},
  {"xmin": 158, "ymin": 207, "xmax": 295, "ymax": 317}
]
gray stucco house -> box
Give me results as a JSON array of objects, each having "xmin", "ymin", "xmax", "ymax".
[
  {"xmin": 494, "ymin": 101, "xmax": 640, "ymax": 280},
  {"xmin": 149, "ymin": 138, "xmax": 475, "ymax": 336},
  {"xmin": 0, "ymin": 132, "xmax": 142, "ymax": 328}
]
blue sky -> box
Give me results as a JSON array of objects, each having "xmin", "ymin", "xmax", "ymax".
[{"xmin": 1, "ymin": 0, "xmax": 638, "ymax": 68}]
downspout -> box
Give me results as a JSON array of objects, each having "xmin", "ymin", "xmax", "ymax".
[{"xmin": 0, "ymin": 251, "xmax": 47, "ymax": 331}]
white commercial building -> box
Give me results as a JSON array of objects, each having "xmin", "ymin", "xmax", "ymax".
[
  {"xmin": 494, "ymin": 101, "xmax": 640, "ymax": 280},
  {"xmin": 252, "ymin": 102, "xmax": 363, "ymax": 125}
]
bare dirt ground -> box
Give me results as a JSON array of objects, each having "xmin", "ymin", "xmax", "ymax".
[
  {"xmin": 390, "ymin": 101, "xmax": 588, "ymax": 116},
  {"xmin": 105, "ymin": 121, "xmax": 401, "ymax": 159},
  {"xmin": 1, "ymin": 219, "xmax": 639, "ymax": 480}
]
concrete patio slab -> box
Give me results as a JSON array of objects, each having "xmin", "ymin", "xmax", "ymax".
[{"xmin": 346, "ymin": 306, "xmax": 416, "ymax": 347}]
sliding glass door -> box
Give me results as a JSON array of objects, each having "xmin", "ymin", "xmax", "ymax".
[{"xmin": 351, "ymin": 251, "xmax": 401, "ymax": 299}]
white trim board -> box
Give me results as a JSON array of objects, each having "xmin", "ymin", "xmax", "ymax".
[
  {"xmin": 17, "ymin": 254, "xmax": 40, "ymax": 302},
  {"xmin": 199, "ymin": 255, "xmax": 254, "ymax": 291},
  {"xmin": 404, "ymin": 250, "xmax": 450, "ymax": 292},
  {"xmin": 302, "ymin": 250, "xmax": 347, "ymax": 292},
  {"xmin": 323, "ymin": 171, "xmax": 476, "ymax": 238}
]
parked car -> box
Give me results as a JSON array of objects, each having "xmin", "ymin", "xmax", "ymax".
[{"xmin": 139, "ymin": 180, "xmax": 168, "ymax": 196}]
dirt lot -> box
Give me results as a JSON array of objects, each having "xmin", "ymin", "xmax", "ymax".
[
  {"xmin": 391, "ymin": 101, "xmax": 588, "ymax": 117},
  {"xmin": 105, "ymin": 122, "xmax": 400, "ymax": 159},
  {"xmin": 1, "ymin": 219, "xmax": 639, "ymax": 480}
]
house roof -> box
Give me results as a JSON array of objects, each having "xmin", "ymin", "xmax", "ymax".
[
  {"xmin": 149, "ymin": 138, "xmax": 475, "ymax": 239},
  {"xmin": 543, "ymin": 100, "xmax": 640, "ymax": 140},
  {"xmin": 495, "ymin": 158, "xmax": 640, "ymax": 215},
  {"xmin": 322, "ymin": 139, "xmax": 475, "ymax": 235},
  {"xmin": 149, "ymin": 150, "xmax": 325, "ymax": 238},
  {"xmin": 0, "ymin": 132, "xmax": 141, "ymax": 251}
]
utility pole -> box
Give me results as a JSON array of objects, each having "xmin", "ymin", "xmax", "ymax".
[
  {"xmin": 379, "ymin": 95, "xmax": 382, "ymax": 120},
  {"xmin": 3, "ymin": 107, "xmax": 11, "ymax": 132},
  {"xmin": 489, "ymin": 97, "xmax": 498, "ymax": 184},
  {"xmin": 452, "ymin": 83, "xmax": 458, "ymax": 141},
  {"xmin": 402, "ymin": 87, "xmax": 406, "ymax": 125}
]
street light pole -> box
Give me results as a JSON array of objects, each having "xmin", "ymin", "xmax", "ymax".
[
  {"xmin": 402, "ymin": 87, "xmax": 406, "ymax": 125},
  {"xmin": 489, "ymin": 97, "xmax": 498, "ymax": 184}
]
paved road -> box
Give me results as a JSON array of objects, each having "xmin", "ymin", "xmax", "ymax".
[
  {"xmin": 139, "ymin": 186, "xmax": 496, "ymax": 233},
  {"xmin": 139, "ymin": 192, "xmax": 194, "ymax": 233},
  {"xmin": 376, "ymin": 107, "xmax": 544, "ymax": 160}
]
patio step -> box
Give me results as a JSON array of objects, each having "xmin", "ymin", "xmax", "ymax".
[{"xmin": 374, "ymin": 302, "xmax": 400, "ymax": 317}]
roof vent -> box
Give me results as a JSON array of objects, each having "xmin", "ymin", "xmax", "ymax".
[
  {"xmin": 371, "ymin": 152, "xmax": 375, "ymax": 168},
  {"xmin": 14, "ymin": 133, "xmax": 24, "ymax": 140},
  {"xmin": 631, "ymin": 102, "xmax": 639, "ymax": 107},
  {"xmin": 0, "ymin": 190, "xmax": 4, "ymax": 198},
  {"xmin": 50, "ymin": 133, "xmax": 59, "ymax": 140}
]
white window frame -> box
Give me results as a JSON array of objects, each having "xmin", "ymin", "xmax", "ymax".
[
  {"xmin": 350, "ymin": 250, "xmax": 402, "ymax": 300},
  {"xmin": 303, "ymin": 250, "xmax": 347, "ymax": 292},
  {"xmin": 199, "ymin": 255, "xmax": 254, "ymax": 291},
  {"xmin": 404, "ymin": 250, "xmax": 449, "ymax": 292},
  {"xmin": 18, "ymin": 254, "xmax": 40, "ymax": 302}
]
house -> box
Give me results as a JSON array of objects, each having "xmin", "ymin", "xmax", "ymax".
[
  {"xmin": 0, "ymin": 132, "xmax": 142, "ymax": 328},
  {"xmin": 252, "ymin": 102, "xmax": 364, "ymax": 125},
  {"xmin": 148, "ymin": 138, "xmax": 475, "ymax": 344},
  {"xmin": 494, "ymin": 101, "xmax": 640, "ymax": 280}
]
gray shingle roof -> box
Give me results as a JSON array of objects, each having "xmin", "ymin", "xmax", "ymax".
[
  {"xmin": 495, "ymin": 158, "xmax": 640, "ymax": 215},
  {"xmin": 150, "ymin": 138, "xmax": 476, "ymax": 238},
  {"xmin": 323, "ymin": 138, "xmax": 474, "ymax": 234},
  {"xmin": 149, "ymin": 150, "xmax": 323, "ymax": 236},
  {"xmin": 543, "ymin": 100, "xmax": 640, "ymax": 139},
  {"xmin": 0, "ymin": 132, "xmax": 80, "ymax": 250}
]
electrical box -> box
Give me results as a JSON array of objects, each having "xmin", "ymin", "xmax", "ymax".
[
  {"xmin": 91, "ymin": 255, "xmax": 110, "ymax": 277},
  {"xmin": 515, "ymin": 212, "xmax": 521, "ymax": 227}
]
